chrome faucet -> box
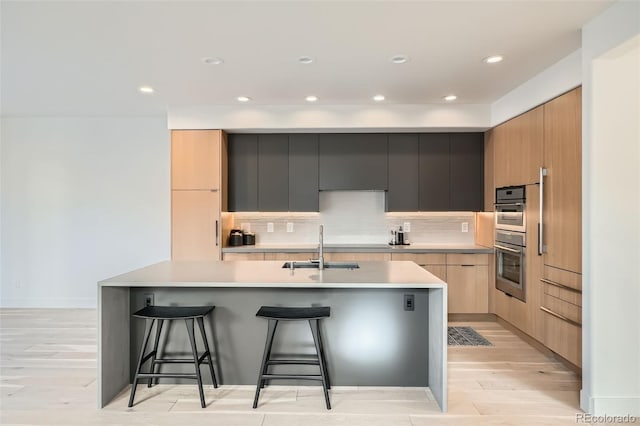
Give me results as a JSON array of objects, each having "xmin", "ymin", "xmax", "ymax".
[{"xmin": 318, "ymin": 225, "xmax": 325, "ymax": 270}]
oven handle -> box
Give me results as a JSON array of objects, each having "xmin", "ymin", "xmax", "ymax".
[
  {"xmin": 539, "ymin": 167, "xmax": 547, "ymax": 255},
  {"xmin": 494, "ymin": 244, "xmax": 521, "ymax": 254}
]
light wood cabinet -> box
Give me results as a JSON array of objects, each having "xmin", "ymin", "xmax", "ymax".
[
  {"xmin": 446, "ymin": 254, "xmax": 489, "ymax": 314},
  {"xmin": 324, "ymin": 252, "xmax": 390, "ymax": 262},
  {"xmin": 390, "ymin": 253, "xmax": 447, "ymax": 281},
  {"xmin": 543, "ymin": 87, "xmax": 582, "ymax": 274},
  {"xmin": 493, "ymin": 106, "xmax": 544, "ymax": 188},
  {"xmin": 171, "ymin": 130, "xmax": 227, "ymax": 260},
  {"xmin": 264, "ymin": 252, "xmax": 313, "ymax": 261},
  {"xmin": 171, "ymin": 190, "xmax": 221, "ymax": 261},
  {"xmin": 171, "ymin": 130, "xmax": 223, "ymax": 190},
  {"xmin": 222, "ymin": 252, "xmax": 265, "ymax": 261}
]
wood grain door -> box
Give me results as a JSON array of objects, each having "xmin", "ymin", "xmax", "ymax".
[
  {"xmin": 171, "ymin": 130, "xmax": 221, "ymax": 190},
  {"xmin": 171, "ymin": 190, "xmax": 221, "ymax": 260},
  {"xmin": 543, "ymin": 87, "xmax": 582, "ymax": 274}
]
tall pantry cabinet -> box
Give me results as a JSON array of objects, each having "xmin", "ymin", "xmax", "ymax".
[
  {"xmin": 171, "ymin": 130, "xmax": 228, "ymax": 260},
  {"xmin": 541, "ymin": 87, "xmax": 582, "ymax": 367}
]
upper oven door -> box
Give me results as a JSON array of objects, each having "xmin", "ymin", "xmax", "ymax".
[{"xmin": 495, "ymin": 203, "xmax": 526, "ymax": 232}]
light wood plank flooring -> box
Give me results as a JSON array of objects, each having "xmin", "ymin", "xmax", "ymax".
[{"xmin": 1, "ymin": 309, "xmax": 589, "ymax": 425}]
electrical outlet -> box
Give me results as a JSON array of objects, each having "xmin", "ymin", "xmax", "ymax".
[
  {"xmin": 286, "ymin": 222, "xmax": 294, "ymax": 233},
  {"xmin": 403, "ymin": 222, "xmax": 411, "ymax": 233},
  {"xmin": 144, "ymin": 293, "xmax": 154, "ymax": 307},
  {"xmin": 461, "ymin": 222, "xmax": 469, "ymax": 233},
  {"xmin": 267, "ymin": 222, "xmax": 274, "ymax": 233},
  {"xmin": 404, "ymin": 294, "xmax": 415, "ymax": 311}
]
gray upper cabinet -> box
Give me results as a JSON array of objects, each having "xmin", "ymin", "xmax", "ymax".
[
  {"xmin": 258, "ymin": 134, "xmax": 289, "ymax": 211},
  {"xmin": 319, "ymin": 134, "xmax": 388, "ymax": 191},
  {"xmin": 419, "ymin": 134, "xmax": 450, "ymax": 211},
  {"xmin": 387, "ymin": 134, "xmax": 419, "ymax": 211},
  {"xmin": 450, "ymin": 133, "xmax": 484, "ymax": 211},
  {"xmin": 228, "ymin": 134, "xmax": 258, "ymax": 211},
  {"xmin": 289, "ymin": 134, "xmax": 319, "ymax": 211}
]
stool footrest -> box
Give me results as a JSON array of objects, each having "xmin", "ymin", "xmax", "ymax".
[
  {"xmin": 267, "ymin": 359, "xmax": 320, "ymax": 366},
  {"xmin": 151, "ymin": 354, "xmax": 210, "ymax": 365},
  {"xmin": 260, "ymin": 374, "xmax": 323, "ymax": 381},
  {"xmin": 136, "ymin": 373, "xmax": 198, "ymax": 380}
]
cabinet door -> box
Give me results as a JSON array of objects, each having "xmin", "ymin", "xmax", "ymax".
[
  {"xmin": 258, "ymin": 134, "xmax": 289, "ymax": 211},
  {"xmin": 289, "ymin": 134, "xmax": 319, "ymax": 211},
  {"xmin": 319, "ymin": 134, "xmax": 388, "ymax": 190},
  {"xmin": 171, "ymin": 190, "xmax": 220, "ymax": 261},
  {"xmin": 446, "ymin": 264, "xmax": 489, "ymax": 313},
  {"xmin": 543, "ymin": 88, "xmax": 582, "ymax": 274},
  {"xmin": 171, "ymin": 130, "xmax": 221, "ymax": 190},
  {"xmin": 450, "ymin": 133, "xmax": 484, "ymax": 211},
  {"xmin": 387, "ymin": 134, "xmax": 419, "ymax": 211},
  {"xmin": 493, "ymin": 106, "xmax": 543, "ymax": 187},
  {"xmin": 228, "ymin": 134, "xmax": 258, "ymax": 211},
  {"xmin": 419, "ymin": 134, "xmax": 450, "ymax": 211}
]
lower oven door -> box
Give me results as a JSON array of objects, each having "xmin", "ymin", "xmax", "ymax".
[{"xmin": 494, "ymin": 243, "xmax": 526, "ymax": 302}]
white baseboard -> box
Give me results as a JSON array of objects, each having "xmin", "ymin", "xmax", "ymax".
[
  {"xmin": 581, "ymin": 392, "xmax": 640, "ymax": 417},
  {"xmin": 0, "ymin": 297, "xmax": 96, "ymax": 309}
]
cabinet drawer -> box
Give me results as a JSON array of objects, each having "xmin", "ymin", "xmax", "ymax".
[
  {"xmin": 543, "ymin": 265, "xmax": 581, "ymax": 291},
  {"xmin": 390, "ymin": 253, "xmax": 446, "ymax": 264},
  {"xmin": 223, "ymin": 252, "xmax": 265, "ymax": 261},
  {"xmin": 264, "ymin": 252, "xmax": 312, "ymax": 261},
  {"xmin": 446, "ymin": 264, "xmax": 488, "ymax": 313},
  {"xmin": 542, "ymin": 281, "xmax": 582, "ymax": 307},
  {"xmin": 447, "ymin": 253, "xmax": 489, "ymax": 265},
  {"xmin": 324, "ymin": 252, "xmax": 390, "ymax": 261},
  {"xmin": 542, "ymin": 294, "xmax": 581, "ymax": 325},
  {"xmin": 542, "ymin": 308, "xmax": 582, "ymax": 367}
]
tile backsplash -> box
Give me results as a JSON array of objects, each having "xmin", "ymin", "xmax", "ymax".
[{"xmin": 226, "ymin": 191, "xmax": 477, "ymax": 245}]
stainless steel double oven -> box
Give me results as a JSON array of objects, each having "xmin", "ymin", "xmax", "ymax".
[{"xmin": 494, "ymin": 186, "xmax": 527, "ymax": 302}]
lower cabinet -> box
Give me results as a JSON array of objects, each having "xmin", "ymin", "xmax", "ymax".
[
  {"xmin": 222, "ymin": 252, "xmax": 265, "ymax": 260},
  {"xmin": 324, "ymin": 252, "xmax": 390, "ymax": 261},
  {"xmin": 264, "ymin": 252, "xmax": 312, "ymax": 261},
  {"xmin": 446, "ymin": 254, "xmax": 489, "ymax": 314},
  {"xmin": 390, "ymin": 253, "xmax": 447, "ymax": 281},
  {"xmin": 540, "ymin": 266, "xmax": 582, "ymax": 367},
  {"xmin": 172, "ymin": 190, "xmax": 221, "ymax": 261}
]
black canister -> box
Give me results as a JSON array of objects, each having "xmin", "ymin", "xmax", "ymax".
[
  {"xmin": 229, "ymin": 230, "xmax": 244, "ymax": 246},
  {"xmin": 243, "ymin": 232, "xmax": 256, "ymax": 245}
]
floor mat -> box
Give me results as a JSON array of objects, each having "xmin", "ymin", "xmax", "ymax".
[{"xmin": 448, "ymin": 326, "xmax": 492, "ymax": 346}]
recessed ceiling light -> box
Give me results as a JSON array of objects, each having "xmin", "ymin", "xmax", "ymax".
[
  {"xmin": 373, "ymin": 95, "xmax": 385, "ymax": 101},
  {"xmin": 202, "ymin": 57, "xmax": 224, "ymax": 65},
  {"xmin": 298, "ymin": 56, "xmax": 314, "ymax": 64},
  {"xmin": 305, "ymin": 95, "xmax": 318, "ymax": 102},
  {"xmin": 237, "ymin": 96, "xmax": 251, "ymax": 102},
  {"xmin": 483, "ymin": 55, "xmax": 503, "ymax": 64},
  {"xmin": 444, "ymin": 95, "xmax": 457, "ymax": 101},
  {"xmin": 138, "ymin": 86, "xmax": 154, "ymax": 93},
  {"xmin": 390, "ymin": 55, "xmax": 409, "ymax": 64}
]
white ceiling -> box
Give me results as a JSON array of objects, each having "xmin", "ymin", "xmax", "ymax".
[{"xmin": 1, "ymin": 0, "xmax": 614, "ymax": 116}]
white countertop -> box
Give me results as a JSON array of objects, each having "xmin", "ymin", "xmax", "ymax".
[
  {"xmin": 222, "ymin": 243, "xmax": 492, "ymax": 253},
  {"xmin": 99, "ymin": 260, "xmax": 446, "ymax": 289}
]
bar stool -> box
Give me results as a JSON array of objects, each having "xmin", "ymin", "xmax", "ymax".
[
  {"xmin": 253, "ymin": 306, "xmax": 331, "ymax": 409},
  {"xmin": 128, "ymin": 305, "xmax": 218, "ymax": 408}
]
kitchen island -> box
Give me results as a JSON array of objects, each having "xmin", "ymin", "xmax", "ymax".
[{"xmin": 98, "ymin": 260, "xmax": 447, "ymax": 410}]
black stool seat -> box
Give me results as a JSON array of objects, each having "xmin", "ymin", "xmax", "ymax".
[
  {"xmin": 133, "ymin": 305, "xmax": 214, "ymax": 319},
  {"xmin": 256, "ymin": 306, "xmax": 330, "ymax": 320},
  {"xmin": 253, "ymin": 305, "xmax": 332, "ymax": 410},
  {"xmin": 128, "ymin": 305, "xmax": 217, "ymax": 409}
]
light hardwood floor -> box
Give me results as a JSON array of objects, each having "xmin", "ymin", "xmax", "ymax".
[{"xmin": 0, "ymin": 309, "xmax": 590, "ymax": 425}]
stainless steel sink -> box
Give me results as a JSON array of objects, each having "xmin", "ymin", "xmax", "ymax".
[{"xmin": 282, "ymin": 261, "xmax": 360, "ymax": 270}]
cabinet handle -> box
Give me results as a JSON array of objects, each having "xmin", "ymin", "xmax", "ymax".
[
  {"xmin": 215, "ymin": 220, "xmax": 219, "ymax": 246},
  {"xmin": 461, "ymin": 264, "xmax": 475, "ymax": 267},
  {"xmin": 540, "ymin": 278, "xmax": 582, "ymax": 293},
  {"xmin": 539, "ymin": 167, "xmax": 547, "ymax": 255},
  {"xmin": 540, "ymin": 306, "xmax": 581, "ymax": 327}
]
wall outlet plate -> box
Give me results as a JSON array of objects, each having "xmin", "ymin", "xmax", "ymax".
[
  {"xmin": 461, "ymin": 222, "xmax": 469, "ymax": 233},
  {"xmin": 267, "ymin": 222, "xmax": 274, "ymax": 233},
  {"xmin": 403, "ymin": 222, "xmax": 411, "ymax": 232},
  {"xmin": 144, "ymin": 293, "xmax": 154, "ymax": 307},
  {"xmin": 286, "ymin": 222, "xmax": 294, "ymax": 233},
  {"xmin": 404, "ymin": 294, "xmax": 415, "ymax": 311}
]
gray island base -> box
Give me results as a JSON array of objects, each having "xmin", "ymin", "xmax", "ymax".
[{"xmin": 98, "ymin": 260, "xmax": 447, "ymax": 411}]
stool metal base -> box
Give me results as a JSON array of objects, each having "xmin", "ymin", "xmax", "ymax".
[
  {"xmin": 128, "ymin": 312, "xmax": 217, "ymax": 408},
  {"xmin": 253, "ymin": 317, "xmax": 331, "ymax": 409}
]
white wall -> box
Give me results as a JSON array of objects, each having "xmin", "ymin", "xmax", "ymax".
[
  {"xmin": 581, "ymin": 0, "xmax": 640, "ymax": 416},
  {"xmin": 0, "ymin": 116, "xmax": 170, "ymax": 307}
]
